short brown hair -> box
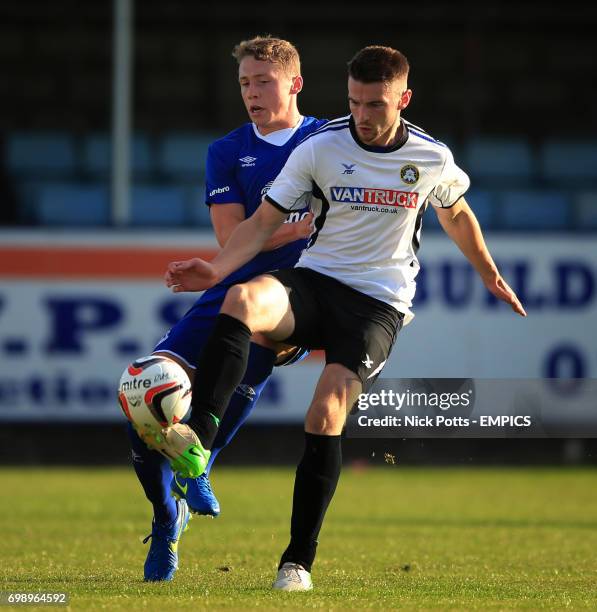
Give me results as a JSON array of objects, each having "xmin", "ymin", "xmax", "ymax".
[
  {"xmin": 232, "ymin": 35, "xmax": 301, "ymax": 75},
  {"xmin": 347, "ymin": 46, "xmax": 409, "ymax": 83}
]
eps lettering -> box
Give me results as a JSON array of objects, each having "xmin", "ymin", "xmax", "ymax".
[{"xmin": 37, "ymin": 295, "xmax": 193, "ymax": 354}]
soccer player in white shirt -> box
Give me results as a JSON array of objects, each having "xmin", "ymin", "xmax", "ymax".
[{"xmin": 160, "ymin": 45, "xmax": 526, "ymax": 591}]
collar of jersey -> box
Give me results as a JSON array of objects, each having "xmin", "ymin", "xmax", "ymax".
[
  {"xmin": 252, "ymin": 116, "xmax": 305, "ymax": 146},
  {"xmin": 349, "ymin": 115, "xmax": 408, "ymax": 153}
]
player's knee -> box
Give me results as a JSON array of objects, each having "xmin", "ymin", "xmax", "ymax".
[
  {"xmin": 223, "ymin": 283, "xmax": 271, "ymax": 327},
  {"xmin": 305, "ymin": 401, "xmax": 344, "ymax": 435},
  {"xmin": 251, "ymin": 331, "xmax": 278, "ymax": 351},
  {"xmin": 222, "ymin": 283, "xmax": 254, "ymax": 317}
]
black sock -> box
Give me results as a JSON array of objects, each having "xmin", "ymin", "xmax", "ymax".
[
  {"xmin": 279, "ymin": 432, "xmax": 342, "ymax": 573},
  {"xmin": 187, "ymin": 313, "xmax": 252, "ymax": 449}
]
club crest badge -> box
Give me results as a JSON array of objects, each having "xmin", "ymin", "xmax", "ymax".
[{"xmin": 400, "ymin": 164, "xmax": 419, "ymax": 185}]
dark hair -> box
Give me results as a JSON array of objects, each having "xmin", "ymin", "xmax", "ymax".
[
  {"xmin": 232, "ymin": 35, "xmax": 300, "ymax": 75},
  {"xmin": 348, "ymin": 45, "xmax": 409, "ymax": 83}
]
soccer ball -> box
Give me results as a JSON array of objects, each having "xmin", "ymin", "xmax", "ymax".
[{"xmin": 118, "ymin": 355, "xmax": 192, "ymax": 432}]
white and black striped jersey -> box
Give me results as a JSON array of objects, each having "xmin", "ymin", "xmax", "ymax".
[{"xmin": 265, "ymin": 115, "xmax": 470, "ymax": 324}]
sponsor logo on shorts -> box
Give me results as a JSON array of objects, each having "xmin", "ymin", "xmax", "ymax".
[
  {"xmin": 361, "ymin": 354, "xmax": 387, "ymax": 379},
  {"xmin": 400, "ymin": 164, "xmax": 420, "ymax": 185},
  {"xmin": 209, "ymin": 185, "xmax": 230, "ymax": 197},
  {"xmin": 330, "ymin": 186, "xmax": 418, "ymax": 209}
]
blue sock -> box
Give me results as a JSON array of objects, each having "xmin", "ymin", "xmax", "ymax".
[
  {"xmin": 205, "ymin": 342, "xmax": 276, "ymax": 474},
  {"xmin": 126, "ymin": 422, "xmax": 178, "ymax": 525}
]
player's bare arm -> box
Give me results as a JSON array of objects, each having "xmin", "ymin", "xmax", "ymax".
[
  {"xmin": 166, "ymin": 200, "xmax": 288, "ymax": 292},
  {"xmin": 211, "ymin": 203, "xmax": 314, "ymax": 250},
  {"xmin": 263, "ymin": 212, "xmax": 314, "ymax": 250},
  {"xmin": 210, "ymin": 203, "xmax": 245, "ymax": 247},
  {"xmin": 435, "ymin": 198, "xmax": 527, "ymax": 317}
]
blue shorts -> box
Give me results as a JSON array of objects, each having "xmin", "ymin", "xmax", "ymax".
[{"xmin": 154, "ymin": 284, "xmax": 309, "ymax": 369}]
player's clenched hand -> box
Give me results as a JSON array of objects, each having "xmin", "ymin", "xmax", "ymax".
[
  {"xmin": 165, "ymin": 258, "xmax": 218, "ymax": 292},
  {"xmin": 484, "ymin": 275, "xmax": 527, "ymax": 317},
  {"xmin": 294, "ymin": 212, "xmax": 315, "ymax": 240}
]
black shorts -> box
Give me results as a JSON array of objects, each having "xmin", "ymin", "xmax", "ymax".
[{"xmin": 268, "ymin": 267, "xmax": 404, "ymax": 389}]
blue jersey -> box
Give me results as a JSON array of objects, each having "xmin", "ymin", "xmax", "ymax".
[
  {"xmin": 204, "ymin": 116, "xmax": 326, "ymax": 291},
  {"xmin": 155, "ymin": 118, "xmax": 325, "ymax": 369}
]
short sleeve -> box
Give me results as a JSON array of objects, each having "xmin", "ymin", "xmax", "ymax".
[
  {"xmin": 205, "ymin": 142, "xmax": 244, "ymax": 206},
  {"xmin": 427, "ymin": 148, "xmax": 470, "ymax": 209},
  {"xmin": 265, "ymin": 139, "xmax": 314, "ymax": 213}
]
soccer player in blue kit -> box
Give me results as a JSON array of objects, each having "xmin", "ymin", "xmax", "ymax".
[{"xmin": 127, "ymin": 35, "xmax": 326, "ymax": 581}]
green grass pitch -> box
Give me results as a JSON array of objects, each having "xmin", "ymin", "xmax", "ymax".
[{"xmin": 1, "ymin": 466, "xmax": 596, "ymax": 610}]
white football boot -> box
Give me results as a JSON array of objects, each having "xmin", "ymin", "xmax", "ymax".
[{"xmin": 272, "ymin": 562, "xmax": 313, "ymax": 591}]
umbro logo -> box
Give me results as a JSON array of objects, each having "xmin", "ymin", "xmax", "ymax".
[
  {"xmin": 239, "ymin": 155, "xmax": 257, "ymax": 167},
  {"xmin": 341, "ymin": 163, "xmax": 356, "ymax": 175}
]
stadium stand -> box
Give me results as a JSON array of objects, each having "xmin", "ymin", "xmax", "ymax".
[
  {"xmin": 540, "ymin": 140, "xmax": 597, "ymax": 185},
  {"xmin": 130, "ymin": 185, "xmax": 187, "ymax": 226},
  {"xmin": 83, "ymin": 134, "xmax": 154, "ymax": 178},
  {"xmin": 3, "ymin": 133, "xmax": 597, "ymax": 230},
  {"xmin": 576, "ymin": 191, "xmax": 597, "ymax": 230},
  {"xmin": 463, "ymin": 137, "xmax": 535, "ymax": 185},
  {"xmin": 186, "ymin": 183, "xmax": 212, "ymax": 226},
  {"xmin": 498, "ymin": 190, "xmax": 571, "ymax": 231},
  {"xmin": 157, "ymin": 133, "xmax": 214, "ymax": 180},
  {"xmin": 7, "ymin": 133, "xmax": 76, "ymax": 177},
  {"xmin": 37, "ymin": 183, "xmax": 109, "ymax": 226},
  {"xmin": 1, "ymin": 1, "xmax": 595, "ymax": 231}
]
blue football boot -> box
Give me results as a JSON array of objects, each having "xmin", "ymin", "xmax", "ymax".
[
  {"xmin": 171, "ymin": 472, "xmax": 220, "ymax": 517},
  {"xmin": 143, "ymin": 498, "xmax": 191, "ymax": 581}
]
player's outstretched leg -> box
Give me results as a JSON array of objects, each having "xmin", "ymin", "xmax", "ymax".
[
  {"xmin": 143, "ymin": 498, "xmax": 191, "ymax": 581},
  {"xmin": 128, "ymin": 424, "xmax": 194, "ymax": 580},
  {"xmin": 171, "ymin": 342, "xmax": 276, "ymax": 516},
  {"xmin": 127, "ymin": 422, "xmax": 178, "ymax": 525}
]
